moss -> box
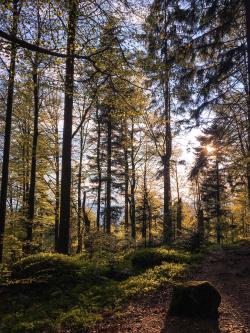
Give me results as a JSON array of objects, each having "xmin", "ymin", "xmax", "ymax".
[
  {"xmin": 58, "ymin": 308, "xmax": 101, "ymax": 332},
  {"xmin": 121, "ymin": 262, "xmax": 188, "ymax": 298},
  {"xmin": 130, "ymin": 247, "xmax": 197, "ymax": 269},
  {"xmin": 0, "ymin": 248, "xmax": 202, "ymax": 332}
]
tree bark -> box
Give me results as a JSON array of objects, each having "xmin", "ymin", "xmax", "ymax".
[
  {"xmin": 163, "ymin": 85, "xmax": 172, "ymax": 244},
  {"xmin": 142, "ymin": 156, "xmax": 148, "ymax": 247},
  {"xmin": 82, "ymin": 191, "xmax": 90, "ymax": 251},
  {"xmin": 96, "ymin": 108, "xmax": 101, "ymax": 231},
  {"xmin": 215, "ymin": 156, "xmax": 222, "ymax": 244},
  {"xmin": 148, "ymin": 196, "xmax": 152, "ymax": 246},
  {"xmin": 176, "ymin": 198, "xmax": 182, "ymax": 237},
  {"xmin": 130, "ymin": 119, "xmax": 136, "ymax": 240},
  {"xmin": 197, "ymin": 208, "xmax": 204, "ymax": 246},
  {"xmin": 54, "ymin": 117, "xmax": 60, "ymax": 251},
  {"xmin": 0, "ymin": 0, "xmax": 19, "ymax": 263},
  {"xmin": 162, "ymin": 0, "xmax": 172, "ymax": 244},
  {"xmin": 26, "ymin": 49, "xmax": 40, "ymax": 249},
  {"xmin": 105, "ymin": 112, "xmax": 112, "ymax": 234},
  {"xmin": 58, "ymin": 0, "xmax": 78, "ymax": 254},
  {"xmin": 76, "ymin": 124, "xmax": 84, "ymax": 253},
  {"xmin": 124, "ymin": 118, "xmax": 129, "ymax": 236},
  {"xmin": 245, "ymin": 0, "xmax": 250, "ymax": 209},
  {"xmin": 83, "ymin": 191, "xmax": 90, "ymax": 233},
  {"xmin": 175, "ymin": 161, "xmax": 182, "ymax": 237}
]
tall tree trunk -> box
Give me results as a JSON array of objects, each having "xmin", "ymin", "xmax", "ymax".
[
  {"xmin": 163, "ymin": 0, "xmax": 172, "ymax": 244},
  {"xmin": 196, "ymin": 177, "xmax": 204, "ymax": 246},
  {"xmin": 58, "ymin": 0, "xmax": 78, "ymax": 254},
  {"xmin": 0, "ymin": 0, "xmax": 19, "ymax": 263},
  {"xmin": 82, "ymin": 191, "xmax": 90, "ymax": 251},
  {"xmin": 148, "ymin": 198, "xmax": 152, "ymax": 246},
  {"xmin": 245, "ymin": 0, "xmax": 250, "ymax": 209},
  {"xmin": 25, "ymin": 124, "xmax": 30, "ymax": 208},
  {"xmin": 142, "ymin": 156, "xmax": 147, "ymax": 247},
  {"xmin": 26, "ymin": 50, "xmax": 40, "ymax": 249},
  {"xmin": 163, "ymin": 82, "xmax": 172, "ymax": 244},
  {"xmin": 176, "ymin": 198, "xmax": 182, "ymax": 237},
  {"xmin": 54, "ymin": 119, "xmax": 60, "ymax": 251},
  {"xmin": 130, "ymin": 119, "xmax": 136, "ymax": 240},
  {"xmin": 124, "ymin": 118, "xmax": 129, "ymax": 236},
  {"xmin": 175, "ymin": 162, "xmax": 182, "ymax": 237},
  {"xmin": 96, "ymin": 108, "xmax": 101, "ymax": 231},
  {"xmin": 197, "ymin": 208, "xmax": 204, "ymax": 246},
  {"xmin": 22, "ymin": 135, "xmax": 27, "ymax": 211},
  {"xmin": 103, "ymin": 181, "xmax": 107, "ymax": 233},
  {"xmin": 215, "ymin": 155, "xmax": 222, "ymax": 244},
  {"xmin": 83, "ymin": 191, "xmax": 90, "ymax": 233},
  {"xmin": 76, "ymin": 124, "xmax": 83, "ymax": 253},
  {"xmin": 106, "ymin": 112, "xmax": 112, "ymax": 234}
]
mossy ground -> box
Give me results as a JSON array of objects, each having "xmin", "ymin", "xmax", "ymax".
[{"xmin": 0, "ymin": 247, "xmax": 202, "ymax": 333}]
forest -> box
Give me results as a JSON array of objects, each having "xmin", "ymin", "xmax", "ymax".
[{"xmin": 0, "ymin": 0, "xmax": 249, "ymax": 332}]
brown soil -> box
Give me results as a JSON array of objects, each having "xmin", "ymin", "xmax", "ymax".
[{"xmin": 91, "ymin": 245, "xmax": 250, "ymax": 333}]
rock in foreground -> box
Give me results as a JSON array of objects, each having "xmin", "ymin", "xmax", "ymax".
[{"xmin": 169, "ymin": 281, "xmax": 221, "ymax": 318}]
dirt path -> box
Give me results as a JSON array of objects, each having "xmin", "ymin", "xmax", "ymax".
[{"xmin": 91, "ymin": 245, "xmax": 250, "ymax": 333}]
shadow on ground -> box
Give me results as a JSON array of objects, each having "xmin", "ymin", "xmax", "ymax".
[{"xmin": 161, "ymin": 315, "xmax": 220, "ymax": 333}]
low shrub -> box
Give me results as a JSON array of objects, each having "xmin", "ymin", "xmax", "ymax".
[
  {"xmin": 130, "ymin": 248, "xmax": 193, "ymax": 269},
  {"xmin": 10, "ymin": 253, "xmax": 109, "ymax": 286},
  {"xmin": 11, "ymin": 253, "xmax": 83, "ymax": 284},
  {"xmin": 121, "ymin": 262, "xmax": 187, "ymax": 298}
]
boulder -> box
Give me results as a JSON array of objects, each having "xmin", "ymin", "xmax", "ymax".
[{"xmin": 169, "ymin": 281, "xmax": 221, "ymax": 318}]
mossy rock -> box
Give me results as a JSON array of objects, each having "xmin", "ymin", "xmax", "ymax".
[{"xmin": 169, "ymin": 281, "xmax": 221, "ymax": 318}]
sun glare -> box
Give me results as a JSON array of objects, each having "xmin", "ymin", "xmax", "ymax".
[{"xmin": 205, "ymin": 144, "xmax": 215, "ymax": 154}]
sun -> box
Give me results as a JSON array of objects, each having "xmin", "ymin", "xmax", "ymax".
[{"xmin": 205, "ymin": 144, "xmax": 215, "ymax": 154}]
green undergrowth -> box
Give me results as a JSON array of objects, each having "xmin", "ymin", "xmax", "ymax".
[{"xmin": 0, "ymin": 247, "xmax": 202, "ymax": 333}]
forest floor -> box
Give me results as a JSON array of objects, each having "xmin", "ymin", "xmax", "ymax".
[{"xmin": 91, "ymin": 243, "xmax": 250, "ymax": 333}]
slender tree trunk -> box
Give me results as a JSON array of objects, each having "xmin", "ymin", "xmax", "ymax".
[
  {"xmin": 124, "ymin": 118, "xmax": 129, "ymax": 236},
  {"xmin": 103, "ymin": 181, "xmax": 107, "ymax": 233},
  {"xmin": 215, "ymin": 156, "xmax": 222, "ymax": 244},
  {"xmin": 148, "ymin": 199, "xmax": 152, "ymax": 246},
  {"xmin": 163, "ymin": 0, "xmax": 172, "ymax": 244},
  {"xmin": 245, "ymin": 0, "xmax": 250, "ymax": 209},
  {"xmin": 197, "ymin": 208, "xmax": 204, "ymax": 246},
  {"xmin": 0, "ymin": 0, "xmax": 19, "ymax": 262},
  {"xmin": 105, "ymin": 113, "xmax": 112, "ymax": 234},
  {"xmin": 83, "ymin": 191, "xmax": 90, "ymax": 233},
  {"xmin": 142, "ymin": 157, "xmax": 147, "ymax": 247},
  {"xmin": 25, "ymin": 124, "xmax": 30, "ymax": 208},
  {"xmin": 175, "ymin": 161, "xmax": 182, "ymax": 237},
  {"xmin": 22, "ymin": 137, "xmax": 26, "ymax": 211},
  {"xmin": 9, "ymin": 181, "xmax": 14, "ymax": 215},
  {"xmin": 176, "ymin": 198, "xmax": 182, "ymax": 237},
  {"xmin": 58, "ymin": 0, "xmax": 78, "ymax": 254},
  {"xmin": 54, "ymin": 113, "xmax": 60, "ymax": 251},
  {"xmin": 96, "ymin": 108, "xmax": 101, "ymax": 231},
  {"xmin": 76, "ymin": 125, "xmax": 83, "ymax": 253},
  {"xmin": 163, "ymin": 86, "xmax": 172, "ymax": 244},
  {"xmin": 82, "ymin": 191, "xmax": 90, "ymax": 250},
  {"xmin": 26, "ymin": 51, "xmax": 40, "ymax": 249},
  {"xmin": 130, "ymin": 119, "xmax": 136, "ymax": 240}
]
